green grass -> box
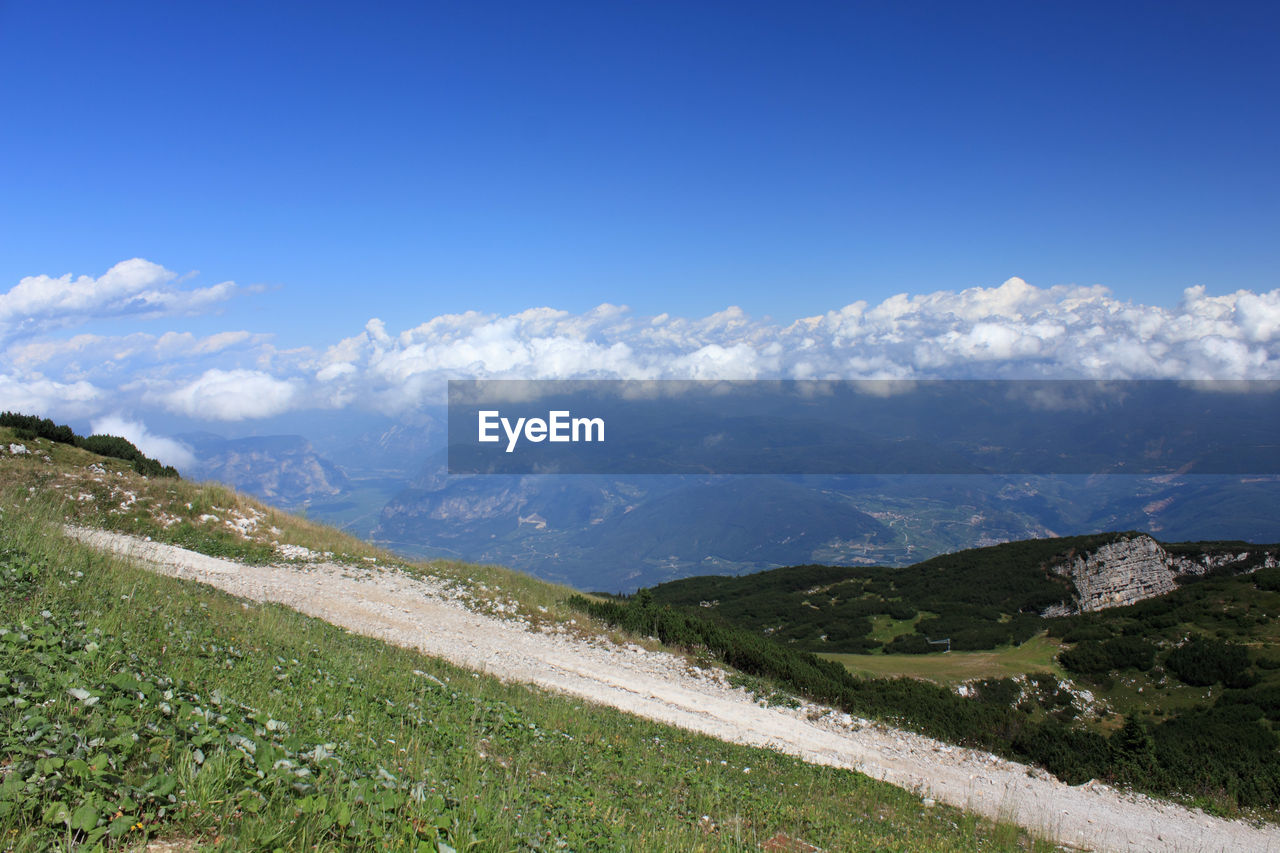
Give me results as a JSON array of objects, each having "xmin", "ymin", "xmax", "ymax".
[
  {"xmin": 0, "ymin": 468, "xmax": 1055, "ymax": 851},
  {"xmin": 821, "ymin": 634, "xmax": 1065, "ymax": 686},
  {"xmin": 867, "ymin": 611, "xmax": 932, "ymax": 644}
]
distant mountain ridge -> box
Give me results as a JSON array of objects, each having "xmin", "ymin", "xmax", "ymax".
[
  {"xmin": 375, "ymin": 471, "xmax": 891, "ymax": 588},
  {"xmin": 373, "ymin": 460, "xmax": 1280, "ymax": 590},
  {"xmin": 178, "ymin": 432, "xmax": 350, "ymax": 508},
  {"xmin": 162, "ymin": 417, "xmax": 1280, "ymax": 592}
]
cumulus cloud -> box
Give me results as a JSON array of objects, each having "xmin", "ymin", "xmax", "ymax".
[
  {"xmin": 5, "ymin": 259, "xmax": 1280, "ymax": 423},
  {"xmin": 89, "ymin": 414, "xmax": 196, "ymax": 470},
  {"xmin": 159, "ymin": 369, "xmax": 298, "ymax": 421},
  {"xmin": 316, "ymin": 278, "xmax": 1280, "ymax": 411},
  {"xmin": 0, "ymin": 373, "xmax": 102, "ymax": 419},
  {"xmin": 0, "ymin": 258, "xmax": 235, "ymax": 339}
]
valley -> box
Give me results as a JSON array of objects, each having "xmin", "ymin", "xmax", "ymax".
[{"xmin": 174, "ymin": 421, "xmax": 1280, "ymax": 591}]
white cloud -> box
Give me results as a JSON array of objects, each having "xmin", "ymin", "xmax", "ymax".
[
  {"xmin": 0, "ymin": 373, "xmax": 102, "ymax": 419},
  {"xmin": 5, "ymin": 259, "xmax": 1280, "ymax": 422},
  {"xmin": 0, "ymin": 259, "xmax": 235, "ymax": 338},
  {"xmin": 316, "ymin": 362, "xmax": 357, "ymax": 381},
  {"xmin": 155, "ymin": 330, "xmax": 254, "ymax": 356},
  {"xmin": 8, "ymin": 329, "xmax": 261, "ymax": 370},
  {"xmin": 89, "ymin": 414, "xmax": 196, "ymax": 470},
  {"xmin": 293, "ymin": 277, "xmax": 1280, "ymax": 413},
  {"xmin": 160, "ymin": 369, "xmax": 297, "ymax": 421}
]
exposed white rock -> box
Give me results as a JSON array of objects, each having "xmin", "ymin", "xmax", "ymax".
[
  {"xmin": 277, "ymin": 543, "xmax": 321, "ymax": 561},
  {"xmin": 1046, "ymin": 534, "xmax": 1279, "ymax": 614},
  {"xmin": 1058, "ymin": 535, "xmax": 1176, "ymax": 611}
]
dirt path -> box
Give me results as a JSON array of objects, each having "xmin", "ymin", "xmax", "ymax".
[{"xmin": 68, "ymin": 526, "xmax": 1279, "ymax": 853}]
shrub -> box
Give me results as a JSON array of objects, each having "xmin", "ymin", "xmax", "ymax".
[
  {"xmin": 1165, "ymin": 637, "xmax": 1252, "ymax": 688},
  {"xmin": 882, "ymin": 634, "xmax": 933, "ymax": 654},
  {"xmin": 972, "ymin": 678, "xmax": 1020, "ymax": 707}
]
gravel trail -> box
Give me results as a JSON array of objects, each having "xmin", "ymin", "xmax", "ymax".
[{"xmin": 67, "ymin": 526, "xmax": 1280, "ymax": 853}]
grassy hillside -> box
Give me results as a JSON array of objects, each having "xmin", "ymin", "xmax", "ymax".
[{"xmin": 0, "ymin": 430, "xmax": 1051, "ymax": 850}]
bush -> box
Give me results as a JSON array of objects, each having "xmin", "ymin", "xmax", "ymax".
[
  {"xmin": 1061, "ymin": 624, "xmax": 1113, "ymax": 643},
  {"xmin": 883, "ymin": 600, "xmax": 917, "ymax": 620},
  {"xmin": 1060, "ymin": 636, "xmax": 1156, "ymax": 676},
  {"xmin": 1102, "ymin": 636, "xmax": 1157, "ymax": 671},
  {"xmin": 882, "ymin": 634, "xmax": 934, "ymax": 654},
  {"xmin": 1154, "ymin": 705, "xmax": 1280, "ymax": 807},
  {"xmin": 1255, "ymin": 567, "xmax": 1280, "ymax": 592},
  {"xmin": 0, "ymin": 412, "xmax": 77, "ymax": 444},
  {"xmin": 972, "ymin": 678, "xmax": 1020, "ymax": 707},
  {"xmin": 1165, "ymin": 638, "xmax": 1252, "ymax": 688},
  {"xmin": 1059, "ymin": 641, "xmax": 1112, "ymax": 675},
  {"xmin": 1012, "ymin": 722, "xmax": 1110, "ymax": 785}
]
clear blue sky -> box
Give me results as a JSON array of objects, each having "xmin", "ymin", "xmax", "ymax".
[{"xmin": 1, "ymin": 0, "xmax": 1276, "ymax": 342}]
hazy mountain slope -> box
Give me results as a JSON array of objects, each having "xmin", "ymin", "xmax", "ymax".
[
  {"xmin": 180, "ymin": 432, "xmax": 351, "ymax": 508},
  {"xmin": 377, "ymin": 472, "xmax": 890, "ymax": 588},
  {"xmin": 372, "ymin": 451, "xmax": 1280, "ymax": 589}
]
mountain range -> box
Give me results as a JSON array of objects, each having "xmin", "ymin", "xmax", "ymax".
[{"xmin": 174, "ymin": 417, "xmax": 1280, "ymax": 591}]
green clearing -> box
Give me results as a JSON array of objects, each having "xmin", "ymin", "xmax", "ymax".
[
  {"xmin": 0, "ymin": 464, "xmax": 1052, "ymax": 850},
  {"xmin": 821, "ymin": 633, "xmax": 1064, "ymax": 686},
  {"xmin": 867, "ymin": 611, "xmax": 931, "ymax": 643}
]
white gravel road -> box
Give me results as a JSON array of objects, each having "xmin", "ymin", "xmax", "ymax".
[{"xmin": 67, "ymin": 526, "xmax": 1280, "ymax": 853}]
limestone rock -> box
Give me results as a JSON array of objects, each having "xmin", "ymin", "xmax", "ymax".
[{"xmin": 1046, "ymin": 534, "xmax": 1278, "ymax": 614}]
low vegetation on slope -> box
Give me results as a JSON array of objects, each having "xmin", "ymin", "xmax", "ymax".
[
  {"xmin": 0, "ymin": 413, "xmax": 179, "ymax": 479},
  {"xmin": 595, "ymin": 537, "xmax": 1280, "ymax": 815},
  {"xmin": 1044, "ymin": 564, "xmax": 1280, "ymax": 809},
  {"xmin": 0, "ymin": 434, "xmax": 1052, "ymax": 850},
  {"xmin": 642, "ymin": 535, "xmax": 1125, "ymax": 654}
]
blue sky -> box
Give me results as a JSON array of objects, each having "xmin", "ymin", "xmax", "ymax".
[
  {"xmin": 4, "ymin": 2, "xmax": 1277, "ymax": 324},
  {"xmin": 0, "ymin": 1, "xmax": 1278, "ymax": 443}
]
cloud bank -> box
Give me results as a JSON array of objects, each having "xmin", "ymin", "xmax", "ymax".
[
  {"xmin": 310, "ymin": 278, "xmax": 1280, "ymax": 413},
  {"xmin": 1, "ymin": 259, "xmax": 1278, "ymax": 424},
  {"xmin": 0, "ymin": 258, "xmax": 234, "ymax": 340}
]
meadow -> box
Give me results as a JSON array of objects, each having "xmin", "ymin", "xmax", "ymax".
[{"xmin": 820, "ymin": 634, "xmax": 1064, "ymax": 686}]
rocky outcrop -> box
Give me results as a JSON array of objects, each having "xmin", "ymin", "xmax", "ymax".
[
  {"xmin": 1044, "ymin": 534, "xmax": 1279, "ymax": 615},
  {"xmin": 1052, "ymin": 535, "xmax": 1176, "ymax": 612}
]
